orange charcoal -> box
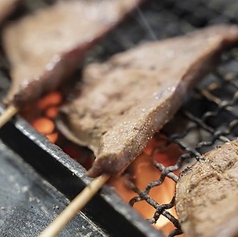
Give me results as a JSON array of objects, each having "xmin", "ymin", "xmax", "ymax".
[
  {"xmin": 45, "ymin": 107, "xmax": 59, "ymax": 118},
  {"xmin": 31, "ymin": 117, "xmax": 54, "ymax": 134},
  {"xmin": 46, "ymin": 132, "xmax": 58, "ymax": 143},
  {"xmin": 37, "ymin": 91, "xmax": 62, "ymax": 110}
]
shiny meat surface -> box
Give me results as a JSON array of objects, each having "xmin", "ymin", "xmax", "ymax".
[
  {"xmin": 2, "ymin": 0, "xmax": 142, "ymax": 107},
  {"xmin": 175, "ymin": 138, "xmax": 238, "ymax": 237},
  {"xmin": 57, "ymin": 24, "xmax": 238, "ymax": 177},
  {"xmin": 0, "ymin": 0, "xmax": 19, "ymax": 24}
]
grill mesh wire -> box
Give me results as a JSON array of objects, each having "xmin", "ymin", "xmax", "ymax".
[
  {"xmin": 118, "ymin": 1, "xmax": 238, "ymax": 236},
  {"xmin": 3, "ymin": 0, "xmax": 238, "ymax": 236},
  {"xmin": 128, "ymin": 51, "xmax": 238, "ymax": 237},
  {"xmin": 20, "ymin": 0, "xmax": 238, "ymax": 236}
]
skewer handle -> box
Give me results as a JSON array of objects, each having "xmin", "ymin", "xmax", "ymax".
[
  {"xmin": 0, "ymin": 105, "xmax": 18, "ymax": 128},
  {"xmin": 38, "ymin": 174, "xmax": 110, "ymax": 237}
]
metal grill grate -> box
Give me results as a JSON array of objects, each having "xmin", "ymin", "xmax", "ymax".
[
  {"xmin": 102, "ymin": 0, "xmax": 238, "ymax": 236},
  {"xmin": 126, "ymin": 48, "xmax": 238, "ymax": 236},
  {"xmin": 1, "ymin": 0, "xmax": 238, "ymax": 236}
]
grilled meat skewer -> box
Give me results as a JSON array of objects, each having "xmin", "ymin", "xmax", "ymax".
[
  {"xmin": 2, "ymin": 0, "xmax": 142, "ymax": 108},
  {"xmin": 57, "ymin": 24, "xmax": 238, "ymax": 177}
]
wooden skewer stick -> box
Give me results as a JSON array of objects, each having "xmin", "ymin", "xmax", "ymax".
[
  {"xmin": 38, "ymin": 174, "xmax": 110, "ymax": 237},
  {"xmin": 0, "ymin": 105, "xmax": 18, "ymax": 128}
]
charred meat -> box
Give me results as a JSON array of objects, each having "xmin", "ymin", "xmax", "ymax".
[
  {"xmin": 57, "ymin": 24, "xmax": 238, "ymax": 177},
  {"xmin": 175, "ymin": 138, "xmax": 238, "ymax": 237},
  {"xmin": 2, "ymin": 0, "xmax": 142, "ymax": 107}
]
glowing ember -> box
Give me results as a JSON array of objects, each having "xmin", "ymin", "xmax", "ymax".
[
  {"xmin": 31, "ymin": 117, "xmax": 54, "ymax": 134},
  {"xmin": 45, "ymin": 106, "xmax": 59, "ymax": 118},
  {"xmin": 27, "ymin": 91, "xmax": 62, "ymax": 143},
  {"xmin": 25, "ymin": 92, "xmax": 183, "ymax": 236},
  {"xmin": 45, "ymin": 132, "xmax": 58, "ymax": 143},
  {"xmin": 109, "ymin": 134, "xmax": 183, "ymax": 236},
  {"xmin": 37, "ymin": 91, "xmax": 62, "ymax": 110}
]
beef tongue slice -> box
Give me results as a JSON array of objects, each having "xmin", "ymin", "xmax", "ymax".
[
  {"xmin": 57, "ymin": 24, "xmax": 238, "ymax": 177},
  {"xmin": 2, "ymin": 0, "xmax": 142, "ymax": 107},
  {"xmin": 175, "ymin": 138, "xmax": 238, "ymax": 237}
]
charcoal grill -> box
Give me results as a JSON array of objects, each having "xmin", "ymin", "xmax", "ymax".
[{"xmin": 1, "ymin": 0, "xmax": 238, "ymax": 236}]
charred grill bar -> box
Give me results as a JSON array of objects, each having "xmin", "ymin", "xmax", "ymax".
[{"xmin": 1, "ymin": 0, "xmax": 238, "ymax": 236}]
